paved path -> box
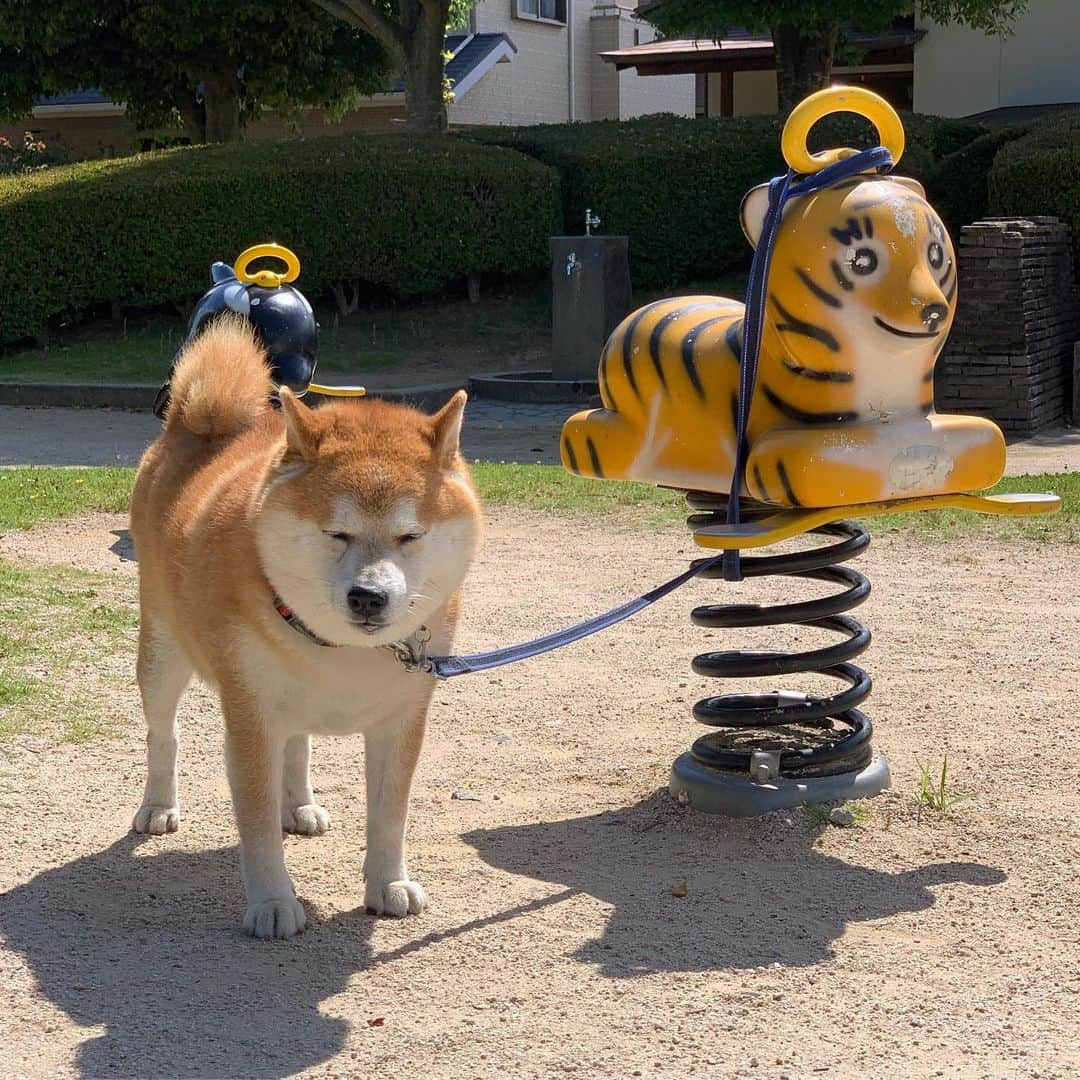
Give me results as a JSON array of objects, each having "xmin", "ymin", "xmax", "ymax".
[
  {"xmin": 0, "ymin": 402, "xmax": 1077, "ymax": 476},
  {"xmin": 0, "ymin": 401, "xmax": 574, "ymax": 468}
]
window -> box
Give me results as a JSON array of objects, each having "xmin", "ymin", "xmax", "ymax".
[{"xmin": 514, "ymin": 0, "xmax": 566, "ymax": 24}]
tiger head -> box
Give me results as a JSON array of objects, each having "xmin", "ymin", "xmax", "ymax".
[{"xmin": 741, "ymin": 174, "xmax": 956, "ymax": 408}]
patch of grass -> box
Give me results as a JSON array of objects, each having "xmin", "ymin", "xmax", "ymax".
[
  {"xmin": 0, "ymin": 559, "xmax": 136, "ymax": 743},
  {"xmin": 0, "ymin": 467, "xmax": 135, "ymax": 531},
  {"xmin": 470, "ymin": 462, "xmax": 686, "ymax": 520},
  {"xmin": 865, "ymin": 472, "xmax": 1079, "ymax": 543},
  {"xmin": 801, "ymin": 800, "xmax": 871, "ymax": 830},
  {"xmin": 913, "ymin": 756, "xmax": 966, "ymax": 817},
  {"xmin": 0, "ymin": 465, "xmax": 1075, "ymax": 542}
]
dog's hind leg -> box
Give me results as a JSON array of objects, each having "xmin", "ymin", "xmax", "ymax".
[
  {"xmin": 281, "ymin": 735, "xmax": 331, "ymax": 836},
  {"xmin": 132, "ymin": 617, "xmax": 191, "ymax": 835},
  {"xmin": 363, "ymin": 713, "xmax": 428, "ymax": 918}
]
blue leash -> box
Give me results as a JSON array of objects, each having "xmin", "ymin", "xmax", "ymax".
[{"xmin": 427, "ymin": 145, "xmax": 894, "ymax": 679}]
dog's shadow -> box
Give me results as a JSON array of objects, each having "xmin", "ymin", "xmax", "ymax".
[
  {"xmin": 464, "ymin": 793, "xmax": 1007, "ymax": 976},
  {"xmin": 109, "ymin": 529, "xmax": 136, "ymax": 563},
  {"xmin": 0, "ymin": 834, "xmax": 375, "ymax": 1079}
]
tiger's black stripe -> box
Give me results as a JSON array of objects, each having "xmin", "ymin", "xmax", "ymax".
[
  {"xmin": 795, "ymin": 267, "xmax": 842, "ymax": 309},
  {"xmin": 562, "ymin": 436, "xmax": 580, "ymax": 474},
  {"xmin": 944, "ymin": 275, "xmax": 956, "ymax": 304},
  {"xmin": 762, "ymin": 383, "xmax": 858, "ymax": 425},
  {"xmin": 648, "ymin": 303, "xmax": 717, "ymax": 392},
  {"xmin": 752, "ymin": 463, "xmax": 769, "ymax": 502},
  {"xmin": 617, "ymin": 299, "xmax": 674, "ymax": 402},
  {"xmin": 598, "ymin": 343, "xmax": 615, "ymax": 410},
  {"xmin": 776, "ymin": 460, "xmax": 802, "ymax": 506},
  {"xmin": 781, "ymin": 357, "xmax": 853, "ymax": 383},
  {"xmin": 770, "ymin": 296, "xmax": 841, "ymax": 352},
  {"xmin": 586, "ymin": 437, "xmax": 604, "ymax": 478},
  {"xmin": 679, "ymin": 316, "xmax": 734, "ymax": 400},
  {"xmin": 863, "ymin": 215, "xmax": 874, "ymax": 239},
  {"xmin": 830, "ymin": 260, "xmax": 855, "ymax": 292},
  {"xmin": 724, "ymin": 319, "xmax": 743, "ymax": 361}
]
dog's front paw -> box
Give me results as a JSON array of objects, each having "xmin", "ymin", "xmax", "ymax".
[
  {"xmin": 365, "ymin": 878, "xmax": 427, "ymax": 918},
  {"xmin": 132, "ymin": 804, "xmax": 180, "ymax": 835},
  {"xmin": 282, "ymin": 803, "xmax": 331, "ymax": 836},
  {"xmin": 243, "ymin": 897, "xmax": 306, "ymax": 940}
]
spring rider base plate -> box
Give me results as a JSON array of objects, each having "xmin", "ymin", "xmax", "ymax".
[{"xmin": 669, "ymin": 752, "xmax": 891, "ymax": 818}]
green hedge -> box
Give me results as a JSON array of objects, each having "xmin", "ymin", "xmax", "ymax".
[
  {"xmin": 924, "ymin": 125, "xmax": 1028, "ymax": 237},
  {"xmin": 988, "ymin": 109, "xmax": 1080, "ymax": 263},
  {"xmin": 0, "ymin": 135, "xmax": 562, "ymax": 347},
  {"xmin": 463, "ymin": 112, "xmax": 987, "ymax": 288}
]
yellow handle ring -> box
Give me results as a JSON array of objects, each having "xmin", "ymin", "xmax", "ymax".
[
  {"xmin": 233, "ymin": 243, "xmax": 301, "ymax": 288},
  {"xmin": 781, "ymin": 86, "xmax": 905, "ymax": 175}
]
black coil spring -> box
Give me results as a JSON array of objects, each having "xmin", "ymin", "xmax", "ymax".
[{"xmin": 685, "ymin": 493, "xmax": 874, "ymax": 779}]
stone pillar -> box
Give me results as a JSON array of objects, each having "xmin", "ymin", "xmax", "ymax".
[
  {"xmin": 936, "ymin": 216, "xmax": 1080, "ymax": 434},
  {"xmin": 550, "ymin": 236, "xmax": 632, "ymax": 382}
]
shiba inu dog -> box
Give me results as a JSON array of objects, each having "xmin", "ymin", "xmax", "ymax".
[{"xmin": 129, "ymin": 317, "xmax": 482, "ymax": 938}]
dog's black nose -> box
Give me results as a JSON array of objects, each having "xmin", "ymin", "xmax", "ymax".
[{"xmin": 347, "ymin": 586, "xmax": 388, "ymax": 619}]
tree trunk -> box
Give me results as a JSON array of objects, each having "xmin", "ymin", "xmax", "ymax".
[
  {"xmin": 772, "ymin": 22, "xmax": 840, "ymax": 115},
  {"xmin": 174, "ymin": 84, "xmax": 206, "ymax": 144},
  {"xmin": 402, "ymin": 3, "xmax": 448, "ymax": 133},
  {"xmin": 200, "ymin": 70, "xmax": 244, "ymax": 143}
]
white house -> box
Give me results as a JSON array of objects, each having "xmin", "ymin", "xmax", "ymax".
[{"xmin": 913, "ymin": 0, "xmax": 1080, "ymax": 121}]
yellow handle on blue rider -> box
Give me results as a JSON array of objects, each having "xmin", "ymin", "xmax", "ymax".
[
  {"xmin": 234, "ymin": 243, "xmax": 301, "ymax": 288},
  {"xmin": 308, "ymin": 383, "xmax": 367, "ymax": 397},
  {"xmin": 781, "ymin": 85, "xmax": 905, "ymax": 175}
]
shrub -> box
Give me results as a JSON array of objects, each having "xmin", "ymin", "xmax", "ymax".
[
  {"xmin": 0, "ymin": 134, "xmax": 561, "ymax": 347},
  {"xmin": 924, "ymin": 125, "xmax": 1028, "ymax": 239},
  {"xmin": 988, "ymin": 109, "xmax": 1080, "ymax": 264},
  {"xmin": 463, "ymin": 112, "xmax": 987, "ymax": 289},
  {"xmin": 0, "ymin": 132, "xmax": 69, "ymax": 175}
]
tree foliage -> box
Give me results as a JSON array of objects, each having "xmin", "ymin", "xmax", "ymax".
[
  {"xmin": 645, "ymin": 1, "xmax": 1030, "ymax": 111},
  {"xmin": 0, "ymin": 1, "xmax": 390, "ymax": 144}
]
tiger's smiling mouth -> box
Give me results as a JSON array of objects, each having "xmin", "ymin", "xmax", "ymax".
[{"xmin": 873, "ymin": 316, "xmax": 941, "ymax": 339}]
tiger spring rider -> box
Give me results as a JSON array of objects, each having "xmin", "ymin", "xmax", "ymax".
[{"xmin": 561, "ymin": 87, "xmax": 1060, "ymax": 815}]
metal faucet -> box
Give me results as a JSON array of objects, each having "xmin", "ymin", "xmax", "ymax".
[
  {"xmin": 585, "ymin": 208, "xmax": 601, "ymax": 236},
  {"xmin": 566, "ymin": 251, "xmax": 578, "ymax": 277}
]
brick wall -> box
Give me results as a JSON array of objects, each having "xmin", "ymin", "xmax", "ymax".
[{"xmin": 936, "ymin": 217, "xmax": 1080, "ymax": 434}]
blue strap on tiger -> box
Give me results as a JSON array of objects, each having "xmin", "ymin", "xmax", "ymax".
[{"xmin": 722, "ymin": 145, "xmax": 895, "ymax": 583}]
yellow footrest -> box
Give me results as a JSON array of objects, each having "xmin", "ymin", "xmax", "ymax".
[{"xmin": 693, "ymin": 492, "xmax": 1062, "ymax": 550}]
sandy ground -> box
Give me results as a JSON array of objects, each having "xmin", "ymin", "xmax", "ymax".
[{"xmin": 0, "ymin": 507, "xmax": 1078, "ymax": 1080}]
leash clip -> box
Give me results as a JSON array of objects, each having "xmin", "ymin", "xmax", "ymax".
[{"xmin": 391, "ymin": 625, "xmax": 434, "ymax": 675}]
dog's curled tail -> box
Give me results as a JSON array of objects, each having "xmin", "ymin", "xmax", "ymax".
[{"xmin": 167, "ymin": 316, "xmax": 272, "ymax": 437}]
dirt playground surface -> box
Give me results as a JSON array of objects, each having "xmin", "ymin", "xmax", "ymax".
[{"xmin": 0, "ymin": 508, "xmax": 1077, "ymax": 1079}]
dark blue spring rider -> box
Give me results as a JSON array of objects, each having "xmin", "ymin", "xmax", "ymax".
[{"xmin": 153, "ymin": 243, "xmax": 365, "ymax": 418}]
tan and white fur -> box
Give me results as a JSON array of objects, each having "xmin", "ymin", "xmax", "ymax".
[{"xmin": 129, "ymin": 318, "xmax": 482, "ymax": 939}]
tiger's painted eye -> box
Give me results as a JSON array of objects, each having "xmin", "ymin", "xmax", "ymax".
[
  {"xmin": 850, "ymin": 247, "xmax": 878, "ymax": 276},
  {"xmin": 928, "ymin": 242, "xmax": 945, "ymax": 270}
]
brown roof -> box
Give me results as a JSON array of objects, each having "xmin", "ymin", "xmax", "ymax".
[{"xmin": 602, "ymin": 28, "xmax": 923, "ymax": 71}]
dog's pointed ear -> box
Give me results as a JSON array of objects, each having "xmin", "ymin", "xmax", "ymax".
[
  {"xmin": 431, "ymin": 390, "xmax": 467, "ymax": 467},
  {"xmin": 278, "ymin": 387, "xmax": 320, "ymax": 462}
]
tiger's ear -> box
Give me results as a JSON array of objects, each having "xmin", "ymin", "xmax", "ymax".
[
  {"xmin": 887, "ymin": 175, "xmax": 927, "ymax": 200},
  {"xmin": 740, "ymin": 184, "xmax": 771, "ymax": 250}
]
